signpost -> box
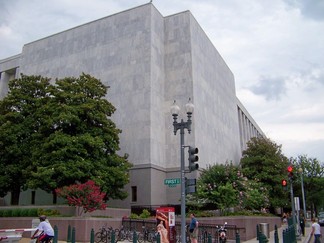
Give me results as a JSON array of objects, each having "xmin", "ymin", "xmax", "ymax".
[{"xmin": 164, "ymin": 178, "xmax": 180, "ymax": 187}]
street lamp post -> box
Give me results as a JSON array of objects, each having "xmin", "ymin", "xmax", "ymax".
[
  {"xmin": 289, "ymin": 175, "xmax": 302, "ymax": 240},
  {"xmin": 288, "ymin": 164, "xmax": 301, "ymax": 239},
  {"xmin": 288, "ymin": 164, "xmax": 299, "ymax": 238},
  {"xmin": 171, "ymin": 99, "xmax": 194, "ymax": 243},
  {"xmin": 298, "ymin": 168, "xmax": 307, "ymax": 220}
]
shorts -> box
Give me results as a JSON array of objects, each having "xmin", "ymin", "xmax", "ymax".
[{"xmin": 190, "ymin": 229, "xmax": 198, "ymax": 239}]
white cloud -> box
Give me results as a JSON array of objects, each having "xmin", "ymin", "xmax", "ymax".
[{"xmin": 0, "ymin": 24, "xmax": 12, "ymax": 37}]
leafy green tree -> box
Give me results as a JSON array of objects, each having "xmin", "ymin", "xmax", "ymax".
[
  {"xmin": 196, "ymin": 163, "xmax": 242, "ymax": 212},
  {"xmin": 240, "ymin": 137, "xmax": 289, "ymax": 210},
  {"xmin": 28, "ymin": 73, "xmax": 132, "ymax": 201},
  {"xmin": 0, "ymin": 75, "xmax": 52, "ymax": 204},
  {"xmin": 291, "ymin": 155, "xmax": 324, "ymax": 216},
  {"xmin": 0, "ymin": 73, "xmax": 132, "ymax": 205},
  {"xmin": 239, "ymin": 179, "xmax": 269, "ymax": 210},
  {"xmin": 195, "ymin": 163, "xmax": 269, "ymax": 213},
  {"xmin": 216, "ymin": 182, "xmax": 238, "ymax": 211}
]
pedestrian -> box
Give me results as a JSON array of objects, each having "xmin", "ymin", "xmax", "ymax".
[
  {"xmin": 31, "ymin": 215, "xmax": 55, "ymax": 243},
  {"xmin": 157, "ymin": 221, "xmax": 169, "ymax": 243},
  {"xmin": 189, "ymin": 213, "xmax": 198, "ymax": 243},
  {"xmin": 300, "ymin": 213, "xmax": 305, "ymax": 236},
  {"xmin": 311, "ymin": 217, "xmax": 321, "ymax": 243},
  {"xmin": 282, "ymin": 212, "xmax": 288, "ymax": 224}
]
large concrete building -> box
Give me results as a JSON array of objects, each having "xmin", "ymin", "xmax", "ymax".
[{"xmin": 0, "ymin": 3, "xmax": 263, "ymax": 209}]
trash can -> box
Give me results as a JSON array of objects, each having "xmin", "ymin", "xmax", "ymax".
[{"xmin": 259, "ymin": 223, "xmax": 270, "ymax": 238}]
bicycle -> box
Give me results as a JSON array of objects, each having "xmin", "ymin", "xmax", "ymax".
[
  {"xmin": 124, "ymin": 227, "xmax": 137, "ymax": 242},
  {"xmin": 198, "ymin": 227, "xmax": 209, "ymax": 243},
  {"xmin": 137, "ymin": 226, "xmax": 157, "ymax": 243},
  {"xmin": 95, "ymin": 225, "xmax": 114, "ymax": 243},
  {"xmin": 115, "ymin": 225, "xmax": 128, "ymax": 242},
  {"xmin": 31, "ymin": 232, "xmax": 53, "ymax": 243},
  {"xmin": 176, "ymin": 225, "xmax": 191, "ymax": 243},
  {"xmin": 116, "ymin": 225, "xmax": 138, "ymax": 242}
]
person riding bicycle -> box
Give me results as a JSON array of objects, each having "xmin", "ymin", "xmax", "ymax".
[{"xmin": 31, "ymin": 215, "xmax": 55, "ymax": 243}]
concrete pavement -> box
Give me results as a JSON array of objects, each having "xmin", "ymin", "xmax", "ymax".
[{"xmin": 242, "ymin": 224, "xmax": 312, "ymax": 243}]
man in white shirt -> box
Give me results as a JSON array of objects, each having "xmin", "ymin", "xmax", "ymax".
[
  {"xmin": 311, "ymin": 217, "xmax": 322, "ymax": 243},
  {"xmin": 31, "ymin": 215, "xmax": 55, "ymax": 243}
]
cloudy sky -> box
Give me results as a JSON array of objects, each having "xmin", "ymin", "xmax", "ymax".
[{"xmin": 1, "ymin": 0, "xmax": 324, "ymax": 162}]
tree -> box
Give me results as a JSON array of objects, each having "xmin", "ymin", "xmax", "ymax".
[
  {"xmin": 196, "ymin": 163, "xmax": 243, "ymax": 212},
  {"xmin": 240, "ymin": 137, "xmax": 289, "ymax": 210},
  {"xmin": 239, "ymin": 179, "xmax": 269, "ymax": 210},
  {"xmin": 0, "ymin": 73, "xmax": 132, "ymax": 204},
  {"xmin": 56, "ymin": 180, "xmax": 107, "ymax": 216},
  {"xmin": 29, "ymin": 73, "xmax": 132, "ymax": 201},
  {"xmin": 0, "ymin": 74, "xmax": 52, "ymax": 204},
  {"xmin": 291, "ymin": 155, "xmax": 324, "ymax": 216},
  {"xmin": 195, "ymin": 163, "xmax": 269, "ymax": 213}
]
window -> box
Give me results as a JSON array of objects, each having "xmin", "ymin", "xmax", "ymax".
[
  {"xmin": 131, "ymin": 186, "xmax": 137, "ymax": 202},
  {"xmin": 31, "ymin": 191, "xmax": 36, "ymax": 205}
]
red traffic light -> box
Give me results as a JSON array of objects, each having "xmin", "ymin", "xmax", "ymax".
[
  {"xmin": 287, "ymin": 165, "xmax": 294, "ymax": 179},
  {"xmin": 287, "ymin": 165, "xmax": 293, "ymax": 173},
  {"xmin": 282, "ymin": 179, "xmax": 287, "ymax": 187}
]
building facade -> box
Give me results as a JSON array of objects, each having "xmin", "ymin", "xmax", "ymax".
[{"xmin": 0, "ymin": 4, "xmax": 263, "ymax": 209}]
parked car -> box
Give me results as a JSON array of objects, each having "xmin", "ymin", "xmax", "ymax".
[{"xmin": 318, "ymin": 212, "xmax": 324, "ymax": 226}]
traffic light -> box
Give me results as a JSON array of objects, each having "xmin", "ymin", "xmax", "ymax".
[
  {"xmin": 188, "ymin": 146, "xmax": 199, "ymax": 172},
  {"xmin": 287, "ymin": 165, "xmax": 294, "ymax": 180},
  {"xmin": 185, "ymin": 177, "xmax": 197, "ymax": 194},
  {"xmin": 281, "ymin": 179, "xmax": 288, "ymax": 190}
]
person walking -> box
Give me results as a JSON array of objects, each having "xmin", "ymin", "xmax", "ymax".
[
  {"xmin": 311, "ymin": 217, "xmax": 321, "ymax": 243},
  {"xmin": 189, "ymin": 213, "xmax": 198, "ymax": 243},
  {"xmin": 300, "ymin": 213, "xmax": 306, "ymax": 236}
]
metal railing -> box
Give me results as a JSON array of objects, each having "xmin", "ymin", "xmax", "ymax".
[{"xmin": 121, "ymin": 219, "xmax": 241, "ymax": 243}]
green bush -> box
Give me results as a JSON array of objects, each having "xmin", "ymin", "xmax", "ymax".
[
  {"xmin": 38, "ymin": 208, "xmax": 60, "ymax": 216},
  {"xmin": 0, "ymin": 208, "xmax": 60, "ymax": 217},
  {"xmin": 28, "ymin": 208, "xmax": 39, "ymax": 217},
  {"xmin": 11, "ymin": 208, "xmax": 22, "ymax": 217},
  {"xmin": 224, "ymin": 210, "xmax": 273, "ymax": 217},
  {"xmin": 139, "ymin": 209, "xmax": 151, "ymax": 219},
  {"xmin": 19, "ymin": 209, "xmax": 28, "ymax": 217},
  {"xmin": 191, "ymin": 211, "xmax": 215, "ymax": 217},
  {"xmin": 2, "ymin": 210, "xmax": 12, "ymax": 217},
  {"xmin": 130, "ymin": 213, "xmax": 140, "ymax": 219}
]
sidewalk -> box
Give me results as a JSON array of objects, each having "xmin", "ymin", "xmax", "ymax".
[
  {"xmin": 243, "ymin": 224, "xmax": 312, "ymax": 243},
  {"xmin": 19, "ymin": 225, "xmax": 312, "ymax": 243}
]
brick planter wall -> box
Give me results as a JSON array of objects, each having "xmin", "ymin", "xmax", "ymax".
[{"xmin": 0, "ymin": 215, "xmax": 281, "ymax": 242}]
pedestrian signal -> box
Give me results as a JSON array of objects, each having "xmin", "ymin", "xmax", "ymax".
[{"xmin": 188, "ymin": 146, "xmax": 199, "ymax": 172}]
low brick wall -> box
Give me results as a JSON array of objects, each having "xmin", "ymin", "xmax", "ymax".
[
  {"xmin": 197, "ymin": 216, "xmax": 282, "ymax": 241},
  {"xmin": 0, "ymin": 215, "xmax": 281, "ymax": 242},
  {"xmin": 0, "ymin": 217, "xmax": 122, "ymax": 242},
  {"xmin": 0, "ymin": 207, "xmax": 131, "ymax": 242}
]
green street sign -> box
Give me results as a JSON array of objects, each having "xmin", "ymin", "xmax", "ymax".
[{"xmin": 164, "ymin": 178, "xmax": 181, "ymax": 187}]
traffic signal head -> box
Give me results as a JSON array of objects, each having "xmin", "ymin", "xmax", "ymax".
[
  {"xmin": 281, "ymin": 179, "xmax": 288, "ymax": 190},
  {"xmin": 281, "ymin": 179, "xmax": 287, "ymax": 187},
  {"xmin": 188, "ymin": 146, "xmax": 199, "ymax": 172},
  {"xmin": 287, "ymin": 165, "xmax": 293, "ymax": 173},
  {"xmin": 287, "ymin": 165, "xmax": 294, "ymax": 179}
]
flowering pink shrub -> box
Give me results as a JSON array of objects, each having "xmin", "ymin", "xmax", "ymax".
[{"xmin": 56, "ymin": 180, "xmax": 107, "ymax": 215}]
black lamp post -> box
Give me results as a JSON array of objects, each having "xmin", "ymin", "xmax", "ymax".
[{"xmin": 171, "ymin": 98, "xmax": 194, "ymax": 243}]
